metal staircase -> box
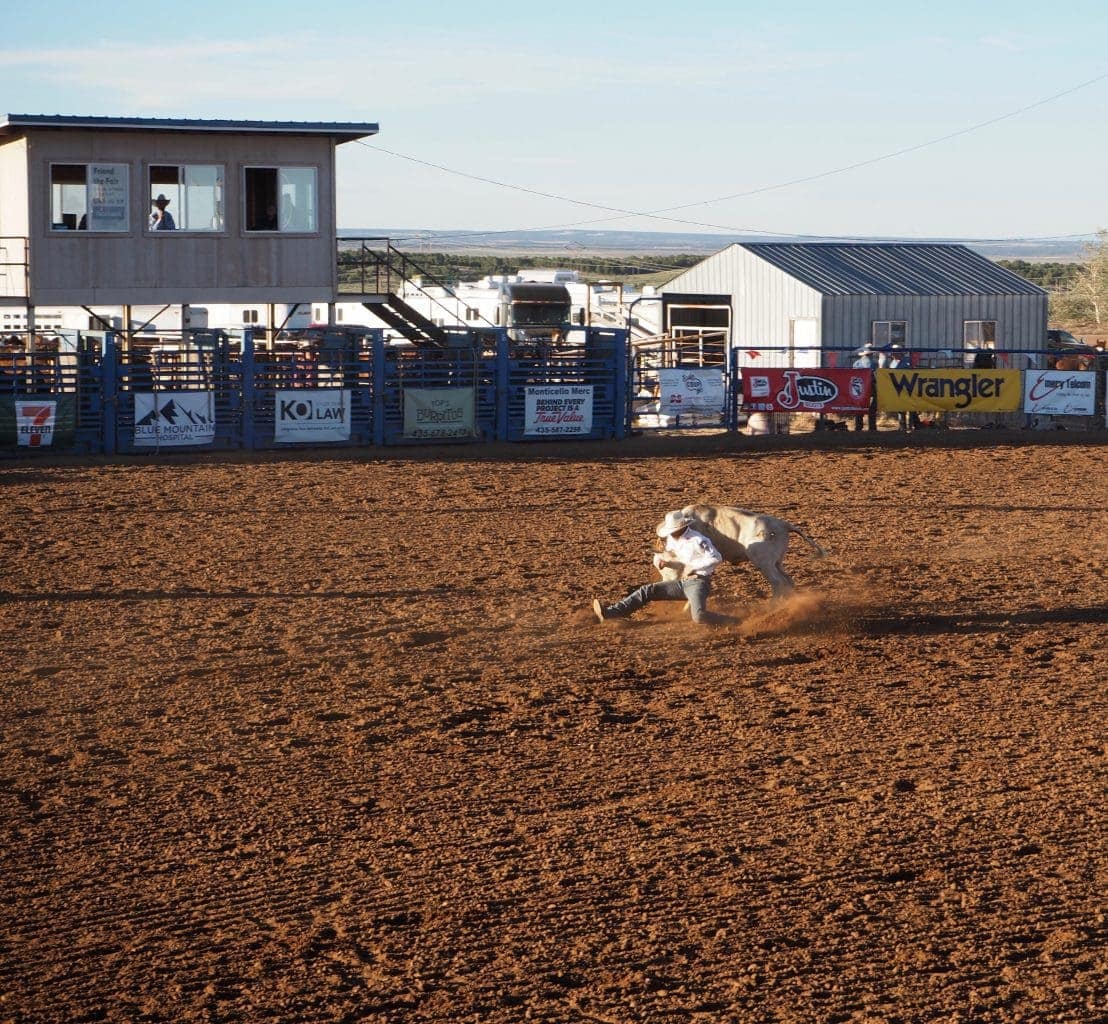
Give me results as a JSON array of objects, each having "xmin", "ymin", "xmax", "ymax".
[{"xmin": 339, "ymin": 238, "xmax": 462, "ymax": 347}]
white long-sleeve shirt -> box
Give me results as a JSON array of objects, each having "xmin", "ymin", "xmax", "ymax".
[{"xmin": 662, "ymin": 527, "xmax": 723, "ymax": 578}]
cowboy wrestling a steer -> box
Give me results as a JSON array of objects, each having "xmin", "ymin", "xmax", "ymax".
[{"xmin": 592, "ymin": 504, "xmax": 827, "ymax": 625}]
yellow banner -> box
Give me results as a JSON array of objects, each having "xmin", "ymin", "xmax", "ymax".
[{"xmin": 876, "ymin": 369, "xmax": 1022, "ymax": 413}]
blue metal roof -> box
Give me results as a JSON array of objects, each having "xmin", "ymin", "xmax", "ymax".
[
  {"xmin": 0, "ymin": 114, "xmax": 378, "ymax": 143},
  {"xmin": 741, "ymin": 242, "xmax": 1045, "ymax": 296}
]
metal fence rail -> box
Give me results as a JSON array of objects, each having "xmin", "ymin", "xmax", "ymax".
[{"xmin": 0, "ymin": 326, "xmax": 630, "ymax": 455}]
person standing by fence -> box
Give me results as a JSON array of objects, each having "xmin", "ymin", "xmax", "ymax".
[{"xmin": 853, "ymin": 345, "xmax": 877, "ymax": 431}]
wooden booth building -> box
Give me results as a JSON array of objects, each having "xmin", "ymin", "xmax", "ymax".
[{"xmin": 0, "ymin": 113, "xmax": 379, "ymax": 341}]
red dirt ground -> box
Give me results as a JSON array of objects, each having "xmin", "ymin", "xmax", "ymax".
[{"xmin": 1, "ymin": 433, "xmax": 1105, "ymax": 1024}]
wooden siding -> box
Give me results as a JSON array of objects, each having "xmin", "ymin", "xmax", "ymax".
[{"xmin": 16, "ymin": 129, "xmax": 338, "ymax": 305}]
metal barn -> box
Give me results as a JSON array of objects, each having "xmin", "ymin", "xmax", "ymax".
[{"xmin": 661, "ymin": 242, "xmax": 1048, "ymax": 367}]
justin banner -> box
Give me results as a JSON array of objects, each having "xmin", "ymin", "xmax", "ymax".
[
  {"xmin": 742, "ymin": 368, "xmax": 871, "ymax": 414},
  {"xmin": 1, "ymin": 395, "xmax": 77, "ymax": 448},
  {"xmin": 274, "ymin": 389, "xmax": 350, "ymax": 443},
  {"xmin": 1022, "ymin": 369, "xmax": 1097, "ymax": 416},
  {"xmin": 403, "ymin": 387, "xmax": 475, "ymax": 440},
  {"xmin": 524, "ymin": 385, "xmax": 593, "ymax": 436},
  {"xmin": 658, "ymin": 368, "xmax": 725, "ymax": 417},
  {"xmin": 135, "ymin": 391, "xmax": 216, "ymax": 446},
  {"xmin": 877, "ymin": 369, "xmax": 1022, "ymax": 413}
]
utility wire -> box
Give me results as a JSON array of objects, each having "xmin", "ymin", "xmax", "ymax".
[{"xmin": 356, "ymin": 68, "xmax": 1108, "ymax": 244}]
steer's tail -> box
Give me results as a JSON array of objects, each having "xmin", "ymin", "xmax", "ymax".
[{"xmin": 787, "ymin": 524, "xmax": 828, "ymax": 559}]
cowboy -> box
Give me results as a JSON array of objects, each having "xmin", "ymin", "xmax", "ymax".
[
  {"xmin": 149, "ymin": 194, "xmax": 176, "ymax": 231},
  {"xmin": 592, "ymin": 510, "xmax": 722, "ymax": 625}
]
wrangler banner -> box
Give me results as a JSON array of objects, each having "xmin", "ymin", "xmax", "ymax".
[
  {"xmin": 742, "ymin": 368, "xmax": 871, "ymax": 414},
  {"xmin": 877, "ymin": 369, "xmax": 1022, "ymax": 413},
  {"xmin": 0, "ymin": 394, "xmax": 77, "ymax": 448},
  {"xmin": 403, "ymin": 387, "xmax": 476, "ymax": 440}
]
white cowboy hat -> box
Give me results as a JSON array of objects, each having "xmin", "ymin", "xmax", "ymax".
[{"xmin": 656, "ymin": 509, "xmax": 695, "ymax": 538}]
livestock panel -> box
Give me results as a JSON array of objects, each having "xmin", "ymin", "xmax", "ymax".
[{"xmin": 246, "ymin": 329, "xmax": 378, "ymax": 449}]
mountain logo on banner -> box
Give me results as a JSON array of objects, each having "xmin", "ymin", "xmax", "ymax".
[{"xmin": 136, "ymin": 398, "xmax": 213, "ymax": 427}]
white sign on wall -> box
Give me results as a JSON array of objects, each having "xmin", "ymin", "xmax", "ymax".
[
  {"xmin": 134, "ymin": 392, "xmax": 215, "ymax": 446},
  {"xmin": 88, "ymin": 164, "xmax": 129, "ymax": 231},
  {"xmin": 658, "ymin": 368, "xmax": 725, "ymax": 417},
  {"xmin": 524, "ymin": 385, "xmax": 593, "ymax": 436},
  {"xmin": 1023, "ymin": 370, "xmax": 1097, "ymax": 417},
  {"xmin": 274, "ymin": 389, "xmax": 350, "ymax": 442}
]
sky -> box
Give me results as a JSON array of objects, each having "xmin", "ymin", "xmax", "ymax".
[{"xmin": 6, "ymin": 0, "xmax": 1107, "ymax": 245}]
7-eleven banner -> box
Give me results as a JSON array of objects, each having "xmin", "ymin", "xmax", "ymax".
[{"xmin": 0, "ymin": 395, "xmax": 77, "ymax": 448}]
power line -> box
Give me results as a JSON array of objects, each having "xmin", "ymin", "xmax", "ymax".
[{"xmin": 356, "ymin": 68, "xmax": 1108, "ymax": 244}]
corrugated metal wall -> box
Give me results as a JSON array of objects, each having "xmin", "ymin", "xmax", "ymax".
[{"xmin": 663, "ymin": 244, "xmax": 1049, "ymax": 359}]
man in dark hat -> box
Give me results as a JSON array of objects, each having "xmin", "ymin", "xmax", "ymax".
[{"xmin": 149, "ymin": 194, "xmax": 176, "ymax": 231}]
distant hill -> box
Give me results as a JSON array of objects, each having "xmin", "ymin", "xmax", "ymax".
[{"xmin": 340, "ymin": 227, "xmax": 1091, "ymax": 262}]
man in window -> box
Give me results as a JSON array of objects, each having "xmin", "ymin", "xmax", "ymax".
[{"xmin": 149, "ymin": 194, "xmax": 176, "ymax": 231}]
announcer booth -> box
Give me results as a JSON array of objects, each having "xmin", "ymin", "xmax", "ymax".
[{"xmin": 0, "ymin": 113, "xmax": 378, "ymax": 454}]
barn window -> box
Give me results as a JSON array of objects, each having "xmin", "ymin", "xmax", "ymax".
[
  {"xmin": 244, "ymin": 167, "xmax": 317, "ymax": 232},
  {"xmin": 963, "ymin": 320, "xmax": 996, "ymax": 346},
  {"xmin": 872, "ymin": 321, "xmax": 907, "ymax": 347},
  {"xmin": 148, "ymin": 165, "xmax": 224, "ymax": 232},
  {"xmin": 50, "ymin": 163, "xmax": 129, "ymax": 232},
  {"xmin": 466, "ymin": 307, "xmax": 480, "ymax": 321}
]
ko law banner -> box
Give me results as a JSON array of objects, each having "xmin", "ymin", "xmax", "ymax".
[
  {"xmin": 524, "ymin": 385, "xmax": 593, "ymax": 436},
  {"xmin": 1023, "ymin": 370, "xmax": 1097, "ymax": 416},
  {"xmin": 274, "ymin": 390, "xmax": 351, "ymax": 443},
  {"xmin": 742, "ymin": 368, "xmax": 871, "ymax": 414},
  {"xmin": 877, "ymin": 369, "xmax": 1021, "ymax": 413}
]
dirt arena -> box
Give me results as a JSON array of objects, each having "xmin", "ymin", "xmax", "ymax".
[{"xmin": 2, "ymin": 433, "xmax": 1105, "ymax": 1024}]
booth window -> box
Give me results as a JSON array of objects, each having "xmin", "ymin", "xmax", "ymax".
[
  {"xmin": 50, "ymin": 163, "xmax": 129, "ymax": 231},
  {"xmin": 244, "ymin": 167, "xmax": 317, "ymax": 232},
  {"xmin": 872, "ymin": 321, "xmax": 907, "ymax": 347},
  {"xmin": 149, "ymin": 165, "xmax": 225, "ymax": 231}
]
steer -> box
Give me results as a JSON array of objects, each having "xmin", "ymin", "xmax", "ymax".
[{"xmin": 655, "ymin": 504, "xmax": 826, "ymax": 597}]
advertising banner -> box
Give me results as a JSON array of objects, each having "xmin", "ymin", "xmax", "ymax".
[
  {"xmin": 134, "ymin": 392, "xmax": 216, "ymax": 447},
  {"xmin": 0, "ymin": 395, "xmax": 77, "ymax": 448},
  {"xmin": 402, "ymin": 387, "xmax": 475, "ymax": 440},
  {"xmin": 742, "ymin": 368, "xmax": 871, "ymax": 414},
  {"xmin": 524, "ymin": 385, "xmax": 593, "ymax": 436},
  {"xmin": 274, "ymin": 389, "xmax": 350, "ymax": 443},
  {"xmin": 1022, "ymin": 370, "xmax": 1097, "ymax": 416},
  {"xmin": 658, "ymin": 368, "xmax": 725, "ymax": 418},
  {"xmin": 88, "ymin": 164, "xmax": 129, "ymax": 231},
  {"xmin": 877, "ymin": 369, "xmax": 1022, "ymax": 413}
]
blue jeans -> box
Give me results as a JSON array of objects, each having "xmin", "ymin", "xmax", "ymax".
[{"xmin": 605, "ymin": 575, "xmax": 712, "ymax": 623}]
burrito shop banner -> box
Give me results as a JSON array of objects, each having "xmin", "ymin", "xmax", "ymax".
[
  {"xmin": 403, "ymin": 387, "xmax": 475, "ymax": 440},
  {"xmin": 658, "ymin": 368, "xmax": 725, "ymax": 417},
  {"xmin": 877, "ymin": 369, "xmax": 1022, "ymax": 413},
  {"xmin": 0, "ymin": 395, "xmax": 76, "ymax": 447},
  {"xmin": 1022, "ymin": 370, "xmax": 1097, "ymax": 416},
  {"xmin": 524, "ymin": 385, "xmax": 593, "ymax": 436},
  {"xmin": 742, "ymin": 368, "xmax": 870, "ymax": 414}
]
